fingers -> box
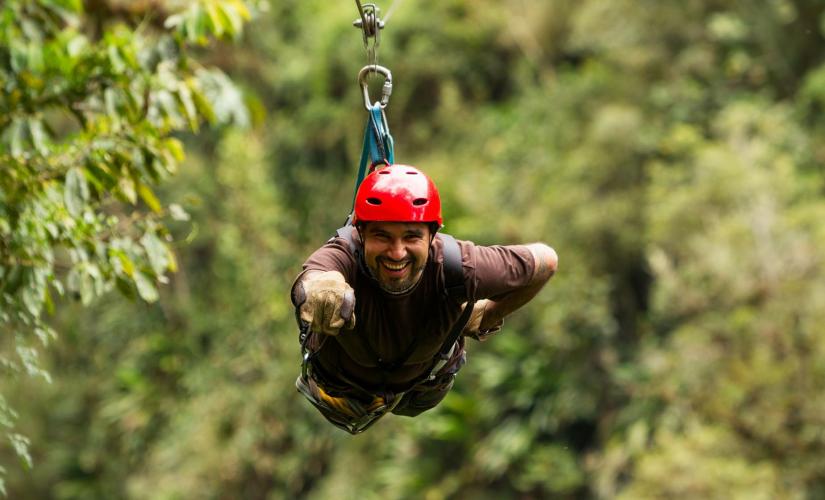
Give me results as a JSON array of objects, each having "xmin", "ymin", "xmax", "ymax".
[
  {"xmin": 299, "ymin": 289, "xmax": 356, "ymax": 336},
  {"xmin": 340, "ymin": 289, "xmax": 356, "ymax": 329},
  {"xmin": 461, "ymin": 299, "xmax": 489, "ymax": 335}
]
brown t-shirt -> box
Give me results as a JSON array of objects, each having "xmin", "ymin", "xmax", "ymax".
[{"xmin": 294, "ymin": 230, "xmax": 535, "ymax": 392}]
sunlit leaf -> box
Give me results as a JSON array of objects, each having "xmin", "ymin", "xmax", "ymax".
[
  {"xmin": 140, "ymin": 231, "xmax": 170, "ymax": 275},
  {"xmin": 168, "ymin": 203, "xmax": 190, "ymax": 221},
  {"xmin": 134, "ymin": 271, "xmax": 159, "ymax": 302},
  {"xmin": 137, "ymin": 182, "xmax": 162, "ymax": 213},
  {"xmin": 118, "ymin": 176, "xmax": 137, "ymax": 204}
]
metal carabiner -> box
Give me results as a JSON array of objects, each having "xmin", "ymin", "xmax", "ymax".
[{"xmin": 358, "ymin": 64, "xmax": 393, "ymax": 110}]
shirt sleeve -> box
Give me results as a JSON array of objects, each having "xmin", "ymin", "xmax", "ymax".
[
  {"xmin": 302, "ymin": 238, "xmax": 356, "ymax": 277},
  {"xmin": 459, "ymin": 240, "xmax": 535, "ymax": 300},
  {"xmin": 290, "ymin": 238, "xmax": 357, "ymax": 306}
]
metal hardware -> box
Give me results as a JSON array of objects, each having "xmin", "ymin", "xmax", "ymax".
[
  {"xmin": 353, "ymin": 1, "xmax": 383, "ymax": 65},
  {"xmin": 358, "ymin": 64, "xmax": 393, "ymax": 110}
]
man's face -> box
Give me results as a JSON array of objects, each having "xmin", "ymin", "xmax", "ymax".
[{"xmin": 362, "ymin": 221, "xmax": 432, "ymax": 294}]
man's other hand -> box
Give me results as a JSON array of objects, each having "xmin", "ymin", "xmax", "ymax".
[{"xmin": 461, "ymin": 299, "xmax": 503, "ymax": 341}]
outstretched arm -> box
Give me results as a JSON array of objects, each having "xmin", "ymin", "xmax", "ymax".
[{"xmin": 475, "ymin": 243, "xmax": 558, "ymax": 333}]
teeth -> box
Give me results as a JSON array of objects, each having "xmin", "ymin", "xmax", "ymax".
[{"xmin": 383, "ymin": 261, "xmax": 407, "ymax": 270}]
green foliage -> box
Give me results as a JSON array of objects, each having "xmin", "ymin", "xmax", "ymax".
[
  {"xmin": 0, "ymin": 0, "xmax": 253, "ymax": 484},
  {"xmin": 3, "ymin": 0, "xmax": 825, "ymax": 498}
]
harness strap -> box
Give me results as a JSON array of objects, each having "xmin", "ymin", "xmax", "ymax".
[
  {"xmin": 437, "ymin": 232, "xmax": 465, "ymax": 303},
  {"xmin": 352, "ymin": 104, "xmax": 394, "ymax": 210},
  {"xmin": 425, "ymin": 297, "xmax": 474, "ymax": 380}
]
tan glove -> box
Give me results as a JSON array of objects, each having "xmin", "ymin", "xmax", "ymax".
[
  {"xmin": 295, "ymin": 271, "xmax": 356, "ymax": 336},
  {"xmin": 461, "ymin": 299, "xmax": 503, "ymax": 341}
]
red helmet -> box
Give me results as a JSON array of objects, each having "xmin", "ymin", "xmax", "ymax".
[{"xmin": 352, "ymin": 165, "xmax": 443, "ymax": 226}]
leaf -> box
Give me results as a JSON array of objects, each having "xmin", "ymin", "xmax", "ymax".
[
  {"xmin": 184, "ymin": 5, "xmax": 206, "ymax": 44},
  {"xmin": 166, "ymin": 247, "xmax": 178, "ymax": 273},
  {"xmin": 66, "ymin": 33, "xmax": 88, "ymax": 57},
  {"xmin": 217, "ymin": 3, "xmax": 243, "ymax": 38},
  {"xmin": 9, "ymin": 39, "xmax": 28, "ymax": 73},
  {"xmin": 140, "ymin": 230, "xmax": 170, "ymax": 275},
  {"xmin": 28, "ymin": 119, "xmax": 49, "ymax": 155},
  {"xmin": 104, "ymin": 87, "xmax": 119, "ymax": 119},
  {"xmin": 155, "ymin": 89, "xmax": 182, "ymax": 125},
  {"xmin": 33, "ymin": 325, "xmax": 55, "ymax": 346},
  {"xmin": 20, "ymin": 284, "xmax": 42, "ymax": 317},
  {"xmin": 189, "ymin": 82, "xmax": 217, "ymax": 124},
  {"xmin": 164, "ymin": 13, "xmax": 184, "ymax": 30},
  {"xmin": 79, "ymin": 268, "xmax": 95, "ymax": 305},
  {"xmin": 115, "ymin": 251, "xmax": 136, "ymax": 278},
  {"xmin": 7, "ymin": 120, "xmax": 25, "ymax": 158},
  {"xmin": 8, "ymin": 433, "xmax": 33, "ymax": 469},
  {"xmin": 205, "ymin": 3, "xmax": 225, "ymax": 37},
  {"xmin": 168, "ymin": 203, "xmax": 190, "ymax": 221},
  {"xmin": 15, "ymin": 345, "xmax": 51, "ymax": 384},
  {"xmin": 118, "ymin": 176, "xmax": 137, "ymax": 204},
  {"xmin": 134, "ymin": 271, "xmax": 159, "ymax": 302},
  {"xmin": 137, "ymin": 182, "xmax": 162, "ymax": 213},
  {"xmin": 64, "ymin": 167, "xmax": 89, "ymax": 216},
  {"xmin": 176, "ymin": 82, "xmax": 199, "ymax": 131},
  {"xmin": 115, "ymin": 276, "xmax": 137, "ymax": 300},
  {"xmin": 108, "ymin": 44, "xmax": 126, "ymax": 72},
  {"xmin": 43, "ymin": 289, "xmax": 55, "ymax": 315},
  {"xmin": 164, "ymin": 138, "xmax": 185, "ymax": 163},
  {"xmin": 26, "ymin": 42, "xmax": 44, "ymax": 73}
]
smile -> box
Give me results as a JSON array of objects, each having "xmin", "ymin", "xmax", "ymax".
[{"xmin": 381, "ymin": 260, "xmax": 410, "ymax": 272}]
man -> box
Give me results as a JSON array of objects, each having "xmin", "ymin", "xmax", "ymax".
[{"xmin": 291, "ymin": 164, "xmax": 557, "ymax": 434}]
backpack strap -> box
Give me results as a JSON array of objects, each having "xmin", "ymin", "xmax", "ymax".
[
  {"xmin": 336, "ymin": 224, "xmax": 359, "ymax": 251},
  {"xmin": 436, "ymin": 232, "xmax": 467, "ymax": 303}
]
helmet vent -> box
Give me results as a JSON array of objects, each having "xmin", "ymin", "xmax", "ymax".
[
  {"xmin": 412, "ymin": 198, "xmax": 428, "ymax": 206},
  {"xmin": 366, "ymin": 197, "xmax": 382, "ymax": 205},
  {"xmin": 378, "ymin": 170, "xmax": 390, "ymax": 175},
  {"xmin": 406, "ymin": 171, "xmax": 418, "ymax": 175}
]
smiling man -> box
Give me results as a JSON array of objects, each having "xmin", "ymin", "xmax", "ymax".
[
  {"xmin": 291, "ymin": 165, "xmax": 557, "ymax": 433},
  {"xmin": 362, "ymin": 222, "xmax": 430, "ymax": 293}
]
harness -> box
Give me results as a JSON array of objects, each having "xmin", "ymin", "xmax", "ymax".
[{"xmin": 296, "ymin": 224, "xmax": 475, "ymax": 434}]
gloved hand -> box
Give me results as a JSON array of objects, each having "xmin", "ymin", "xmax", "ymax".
[
  {"xmin": 461, "ymin": 299, "xmax": 503, "ymax": 341},
  {"xmin": 294, "ymin": 271, "xmax": 356, "ymax": 336}
]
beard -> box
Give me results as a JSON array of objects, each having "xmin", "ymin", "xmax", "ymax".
[{"xmin": 367, "ymin": 256, "xmax": 427, "ymax": 294}]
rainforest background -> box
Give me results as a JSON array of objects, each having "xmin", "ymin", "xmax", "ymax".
[{"xmin": 3, "ymin": 0, "xmax": 825, "ymax": 498}]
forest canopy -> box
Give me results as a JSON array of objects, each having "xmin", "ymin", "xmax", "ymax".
[{"xmin": 2, "ymin": 0, "xmax": 825, "ymax": 498}]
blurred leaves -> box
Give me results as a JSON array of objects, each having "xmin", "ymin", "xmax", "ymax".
[{"xmin": 0, "ymin": 0, "xmax": 253, "ymax": 484}]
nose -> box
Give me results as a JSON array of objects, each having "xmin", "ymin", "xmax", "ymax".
[{"xmin": 386, "ymin": 238, "xmax": 407, "ymax": 261}]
